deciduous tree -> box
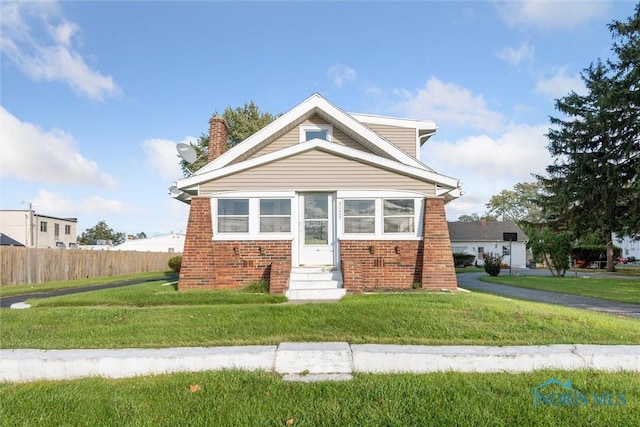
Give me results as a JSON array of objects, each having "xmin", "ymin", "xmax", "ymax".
[
  {"xmin": 180, "ymin": 101, "xmax": 279, "ymax": 175},
  {"xmin": 77, "ymin": 220, "xmax": 125, "ymax": 245}
]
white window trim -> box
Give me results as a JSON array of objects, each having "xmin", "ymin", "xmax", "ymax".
[
  {"xmin": 337, "ymin": 197, "xmax": 423, "ymax": 241},
  {"xmin": 212, "ymin": 196, "xmax": 295, "ymax": 241},
  {"xmin": 299, "ymin": 124, "xmax": 333, "ymax": 142}
]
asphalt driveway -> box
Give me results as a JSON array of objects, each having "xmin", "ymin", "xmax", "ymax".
[
  {"xmin": 0, "ymin": 275, "xmax": 177, "ymax": 308},
  {"xmin": 457, "ymin": 270, "xmax": 640, "ymax": 318}
]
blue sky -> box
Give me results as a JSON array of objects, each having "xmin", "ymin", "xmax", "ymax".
[{"xmin": 1, "ymin": 0, "xmax": 637, "ymax": 237}]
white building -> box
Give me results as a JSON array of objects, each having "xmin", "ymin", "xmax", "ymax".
[
  {"xmin": 0, "ymin": 210, "xmax": 78, "ymax": 248},
  {"xmin": 448, "ymin": 220, "xmax": 530, "ymax": 268},
  {"xmin": 112, "ymin": 233, "xmax": 185, "ymax": 253},
  {"xmin": 614, "ymin": 234, "xmax": 640, "ymax": 261}
]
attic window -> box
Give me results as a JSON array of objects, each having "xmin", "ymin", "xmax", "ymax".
[{"xmin": 300, "ymin": 124, "xmax": 332, "ymax": 142}]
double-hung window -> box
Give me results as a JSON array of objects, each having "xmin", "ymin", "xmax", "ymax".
[
  {"xmin": 383, "ymin": 199, "xmax": 415, "ymax": 233},
  {"xmin": 218, "ymin": 199, "xmax": 249, "ymax": 233},
  {"xmin": 260, "ymin": 199, "xmax": 291, "ymax": 232},
  {"xmin": 343, "ymin": 200, "xmax": 375, "ymax": 233}
]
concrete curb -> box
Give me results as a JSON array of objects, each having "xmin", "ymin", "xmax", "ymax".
[{"xmin": 1, "ymin": 343, "xmax": 638, "ymax": 383}]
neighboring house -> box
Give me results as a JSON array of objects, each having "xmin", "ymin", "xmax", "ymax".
[
  {"xmin": 448, "ymin": 219, "xmax": 529, "ymax": 268},
  {"xmin": 112, "ymin": 233, "xmax": 185, "ymax": 253},
  {"xmin": 613, "ymin": 234, "xmax": 640, "ymax": 261},
  {"xmin": 0, "ymin": 210, "xmax": 78, "ymax": 248},
  {"xmin": 171, "ymin": 93, "xmax": 462, "ymax": 298}
]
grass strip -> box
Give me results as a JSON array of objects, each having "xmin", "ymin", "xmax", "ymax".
[
  {"xmin": 480, "ymin": 275, "xmax": 640, "ymax": 304},
  {"xmin": 1, "ymin": 370, "xmax": 637, "ymax": 426},
  {"xmin": 2, "ymin": 292, "xmax": 638, "ymax": 349}
]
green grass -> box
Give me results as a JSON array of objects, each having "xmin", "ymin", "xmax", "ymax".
[
  {"xmin": 1, "ymin": 370, "xmax": 637, "ymax": 426},
  {"xmin": 0, "ymin": 271, "xmax": 176, "ymax": 298},
  {"xmin": 2, "ymin": 289, "xmax": 639, "ymax": 349},
  {"xmin": 481, "ymin": 275, "xmax": 640, "ymax": 304}
]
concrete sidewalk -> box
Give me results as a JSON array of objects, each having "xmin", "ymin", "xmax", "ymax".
[{"xmin": 1, "ymin": 342, "xmax": 638, "ymax": 383}]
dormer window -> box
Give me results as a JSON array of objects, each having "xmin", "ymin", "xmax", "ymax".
[{"xmin": 300, "ymin": 124, "xmax": 332, "ymax": 142}]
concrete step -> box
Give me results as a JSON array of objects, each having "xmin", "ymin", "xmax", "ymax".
[
  {"xmin": 288, "ymin": 280, "xmax": 342, "ymax": 290},
  {"xmin": 285, "ymin": 288, "xmax": 347, "ymax": 301}
]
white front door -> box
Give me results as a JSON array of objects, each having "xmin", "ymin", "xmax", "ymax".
[{"xmin": 299, "ymin": 193, "xmax": 334, "ymax": 265}]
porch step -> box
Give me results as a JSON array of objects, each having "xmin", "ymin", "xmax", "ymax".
[{"xmin": 286, "ymin": 267, "xmax": 346, "ymax": 301}]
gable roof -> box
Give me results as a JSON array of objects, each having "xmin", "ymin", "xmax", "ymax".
[
  {"xmin": 177, "ymin": 138, "xmax": 461, "ymax": 196},
  {"xmin": 0, "ymin": 233, "xmax": 25, "ymax": 246},
  {"xmin": 173, "ymin": 93, "xmax": 462, "ymax": 201},
  {"xmin": 196, "ymin": 93, "xmax": 432, "ymax": 174},
  {"xmin": 448, "ymin": 221, "xmax": 529, "ymax": 242}
]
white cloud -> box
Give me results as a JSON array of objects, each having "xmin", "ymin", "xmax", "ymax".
[
  {"xmin": 391, "ymin": 77, "xmax": 504, "ymax": 133},
  {"xmin": 141, "ymin": 137, "xmax": 195, "ymax": 180},
  {"xmin": 0, "ymin": 2, "xmax": 119, "ymax": 100},
  {"xmin": 497, "ymin": 0, "xmax": 610, "ymax": 31},
  {"xmin": 327, "ymin": 63, "xmax": 357, "ymax": 88},
  {"xmin": 423, "ymin": 123, "xmax": 552, "ymax": 219},
  {"xmin": 496, "ymin": 42, "xmax": 534, "ymax": 66},
  {"xmin": 535, "ymin": 68, "xmax": 587, "ymax": 99},
  {"xmin": 0, "ymin": 106, "xmax": 117, "ymax": 189},
  {"xmin": 32, "ymin": 190, "xmax": 135, "ymax": 217}
]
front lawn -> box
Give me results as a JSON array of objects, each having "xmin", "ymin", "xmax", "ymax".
[
  {"xmin": 480, "ymin": 275, "xmax": 640, "ymax": 304},
  {"xmin": 1, "ymin": 370, "xmax": 637, "ymax": 426},
  {"xmin": 2, "ymin": 282, "xmax": 638, "ymax": 348}
]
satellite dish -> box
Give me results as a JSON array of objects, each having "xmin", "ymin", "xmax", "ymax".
[
  {"xmin": 168, "ymin": 186, "xmax": 183, "ymax": 197},
  {"xmin": 176, "ymin": 143, "xmax": 198, "ymax": 164}
]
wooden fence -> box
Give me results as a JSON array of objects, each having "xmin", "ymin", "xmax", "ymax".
[{"xmin": 0, "ymin": 247, "xmax": 178, "ymax": 285}]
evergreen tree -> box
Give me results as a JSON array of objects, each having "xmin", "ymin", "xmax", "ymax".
[{"xmin": 538, "ymin": 5, "xmax": 640, "ymax": 271}]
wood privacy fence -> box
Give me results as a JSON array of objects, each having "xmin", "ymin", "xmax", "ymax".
[{"xmin": 0, "ymin": 247, "xmax": 178, "ymax": 285}]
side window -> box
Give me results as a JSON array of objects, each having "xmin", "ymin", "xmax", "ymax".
[
  {"xmin": 218, "ymin": 199, "xmax": 249, "ymax": 233},
  {"xmin": 344, "ymin": 200, "xmax": 375, "ymax": 233},
  {"xmin": 502, "ymin": 245, "xmax": 510, "ymax": 256},
  {"xmin": 260, "ymin": 199, "xmax": 291, "ymax": 232},
  {"xmin": 383, "ymin": 199, "xmax": 415, "ymax": 233},
  {"xmin": 40, "ymin": 221, "xmax": 48, "ymax": 232}
]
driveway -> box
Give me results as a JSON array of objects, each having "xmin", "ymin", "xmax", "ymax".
[
  {"xmin": 457, "ymin": 270, "xmax": 640, "ymax": 319},
  {"xmin": 0, "ymin": 275, "xmax": 178, "ymax": 308}
]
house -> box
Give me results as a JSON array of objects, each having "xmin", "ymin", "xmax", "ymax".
[
  {"xmin": 613, "ymin": 234, "xmax": 640, "ymax": 262},
  {"xmin": 0, "ymin": 210, "xmax": 78, "ymax": 249},
  {"xmin": 448, "ymin": 219, "xmax": 529, "ymax": 268},
  {"xmin": 171, "ymin": 93, "xmax": 462, "ymax": 298},
  {"xmin": 112, "ymin": 233, "xmax": 185, "ymax": 253}
]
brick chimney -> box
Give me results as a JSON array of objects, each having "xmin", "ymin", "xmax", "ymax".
[
  {"xmin": 208, "ymin": 116, "xmax": 228, "ymax": 163},
  {"xmin": 480, "ymin": 217, "xmax": 487, "ymax": 227}
]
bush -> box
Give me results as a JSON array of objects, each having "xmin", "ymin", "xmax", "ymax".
[
  {"xmin": 453, "ymin": 253, "xmax": 476, "ymax": 268},
  {"xmin": 167, "ymin": 255, "xmax": 182, "ymax": 273},
  {"xmin": 483, "ymin": 252, "xmax": 503, "ymax": 276}
]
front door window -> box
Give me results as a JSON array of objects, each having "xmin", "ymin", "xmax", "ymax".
[{"xmin": 299, "ymin": 193, "xmax": 334, "ymax": 265}]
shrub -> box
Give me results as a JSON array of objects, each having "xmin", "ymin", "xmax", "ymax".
[
  {"xmin": 167, "ymin": 255, "xmax": 182, "ymax": 273},
  {"xmin": 242, "ymin": 280, "xmax": 270, "ymax": 294},
  {"xmin": 453, "ymin": 253, "xmax": 476, "ymax": 268},
  {"xmin": 483, "ymin": 252, "xmax": 503, "ymax": 277}
]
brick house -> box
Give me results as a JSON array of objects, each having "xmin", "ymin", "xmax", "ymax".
[{"xmin": 171, "ymin": 93, "xmax": 461, "ymax": 299}]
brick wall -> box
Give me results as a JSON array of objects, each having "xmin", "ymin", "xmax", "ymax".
[
  {"xmin": 211, "ymin": 240, "xmax": 291, "ymax": 292},
  {"xmin": 421, "ymin": 198, "xmax": 457, "ymax": 290},
  {"xmin": 179, "ymin": 197, "xmax": 216, "ymax": 289},
  {"xmin": 340, "ymin": 240, "xmax": 421, "ymax": 292}
]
